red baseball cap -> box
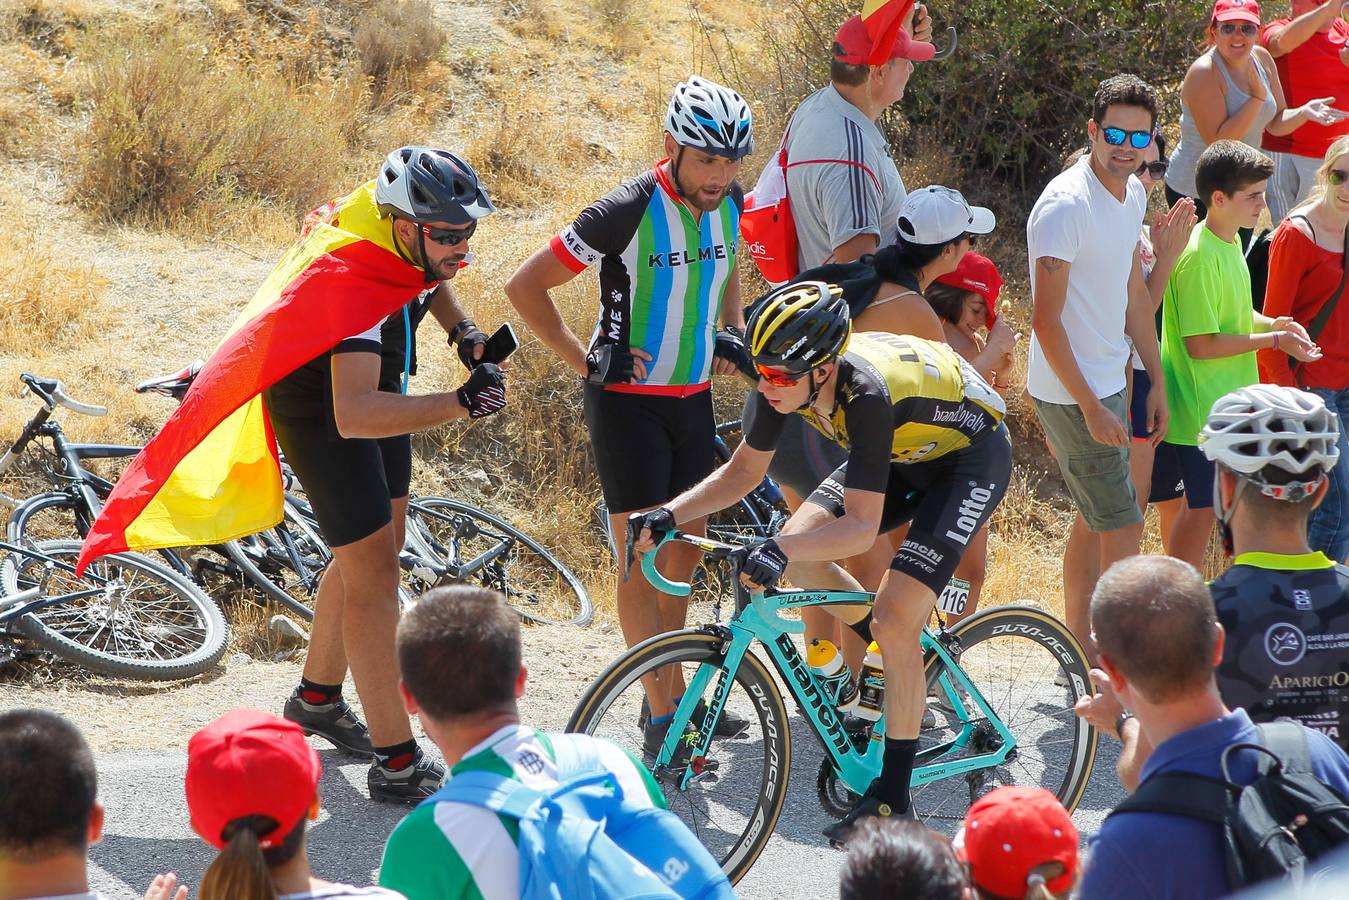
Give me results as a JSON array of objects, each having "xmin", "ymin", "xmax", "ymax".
[
  {"xmin": 954, "ymin": 787, "xmax": 1079, "ymax": 899},
  {"xmin": 185, "ymin": 709, "xmax": 321, "ymax": 850},
  {"xmin": 833, "ymin": 15, "xmax": 935, "ymax": 65},
  {"xmin": 1212, "ymin": 0, "xmax": 1260, "ymax": 25},
  {"xmin": 934, "ymin": 251, "xmax": 1004, "ymax": 311}
]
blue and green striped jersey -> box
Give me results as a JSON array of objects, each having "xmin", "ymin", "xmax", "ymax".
[{"xmin": 550, "ymin": 162, "xmax": 743, "ymax": 386}]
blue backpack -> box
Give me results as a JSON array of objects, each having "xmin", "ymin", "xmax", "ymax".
[{"xmin": 422, "ymin": 733, "xmax": 735, "ymax": 900}]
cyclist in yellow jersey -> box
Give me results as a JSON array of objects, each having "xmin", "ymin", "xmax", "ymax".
[{"xmin": 631, "ymin": 281, "xmax": 1013, "ymax": 846}]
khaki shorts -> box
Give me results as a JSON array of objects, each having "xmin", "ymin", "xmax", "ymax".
[{"xmin": 1033, "ymin": 390, "xmax": 1142, "ymax": 533}]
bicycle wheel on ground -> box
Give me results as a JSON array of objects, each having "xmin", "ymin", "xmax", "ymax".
[
  {"xmin": 0, "ymin": 539, "xmax": 229, "ymax": 681},
  {"xmin": 405, "ymin": 497, "xmax": 591, "ymax": 626},
  {"xmin": 911, "ymin": 604, "xmax": 1097, "ymax": 826},
  {"xmin": 567, "ymin": 629, "xmax": 790, "ymax": 884},
  {"xmin": 222, "ymin": 502, "xmax": 332, "ymax": 621}
]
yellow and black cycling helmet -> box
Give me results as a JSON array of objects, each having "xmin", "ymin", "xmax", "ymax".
[{"xmin": 746, "ymin": 281, "xmax": 851, "ymax": 374}]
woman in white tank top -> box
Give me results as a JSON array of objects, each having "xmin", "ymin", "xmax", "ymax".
[{"xmin": 1166, "ymin": 0, "xmax": 1344, "ymax": 219}]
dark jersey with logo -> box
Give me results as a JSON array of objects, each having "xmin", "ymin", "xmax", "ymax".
[{"xmin": 1211, "ymin": 551, "xmax": 1349, "ymax": 751}]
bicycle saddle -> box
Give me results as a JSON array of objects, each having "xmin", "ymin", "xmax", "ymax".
[{"xmin": 134, "ymin": 361, "xmax": 204, "ymax": 401}]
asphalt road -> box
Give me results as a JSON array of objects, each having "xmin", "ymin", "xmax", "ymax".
[{"xmin": 87, "ymin": 719, "xmax": 1125, "ymax": 898}]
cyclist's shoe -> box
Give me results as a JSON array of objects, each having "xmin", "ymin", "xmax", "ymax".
[
  {"xmin": 641, "ymin": 716, "xmax": 719, "ymax": 776},
  {"xmin": 283, "ymin": 688, "xmax": 374, "ymax": 759},
  {"xmin": 368, "ymin": 749, "xmax": 446, "ymax": 804},
  {"xmin": 639, "ymin": 697, "xmax": 749, "ymax": 739},
  {"xmin": 822, "ymin": 790, "xmax": 914, "ymax": 848}
]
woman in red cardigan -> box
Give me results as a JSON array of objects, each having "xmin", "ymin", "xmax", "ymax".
[{"xmin": 1260, "ymin": 134, "xmax": 1349, "ymax": 561}]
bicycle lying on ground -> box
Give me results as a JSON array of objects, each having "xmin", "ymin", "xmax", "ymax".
[
  {"xmin": 2, "ymin": 370, "xmax": 592, "ymax": 628},
  {"xmin": 568, "ymin": 531, "xmax": 1097, "ymax": 883}
]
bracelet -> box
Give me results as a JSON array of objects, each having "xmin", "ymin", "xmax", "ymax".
[
  {"xmin": 1272, "ymin": 330, "xmax": 1281, "ymax": 350},
  {"xmin": 448, "ymin": 318, "xmax": 476, "ymax": 344},
  {"xmin": 1115, "ymin": 711, "xmax": 1135, "ymax": 740}
]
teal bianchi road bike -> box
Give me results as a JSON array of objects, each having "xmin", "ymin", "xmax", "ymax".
[{"xmin": 569, "ymin": 531, "xmax": 1098, "ymax": 884}]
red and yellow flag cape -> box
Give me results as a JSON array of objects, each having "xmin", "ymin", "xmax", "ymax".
[{"xmin": 76, "ymin": 182, "xmax": 431, "ymax": 573}]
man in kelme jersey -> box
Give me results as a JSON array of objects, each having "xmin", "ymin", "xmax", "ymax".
[
  {"xmin": 271, "ymin": 147, "xmax": 509, "ymax": 803},
  {"xmin": 1077, "ymin": 385, "xmax": 1349, "ymax": 791},
  {"xmin": 505, "ymin": 77, "xmax": 755, "ymax": 752},
  {"xmin": 631, "ymin": 282, "xmax": 1013, "ymax": 844}
]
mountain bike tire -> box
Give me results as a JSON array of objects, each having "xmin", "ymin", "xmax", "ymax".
[
  {"xmin": 567, "ymin": 629, "xmax": 789, "ymax": 884},
  {"xmin": 406, "ymin": 497, "xmax": 592, "ymax": 626},
  {"xmin": 0, "ymin": 539, "xmax": 228, "ymax": 681},
  {"xmin": 912, "ymin": 604, "xmax": 1098, "ymax": 823}
]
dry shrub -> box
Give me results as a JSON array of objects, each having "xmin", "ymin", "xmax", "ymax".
[
  {"xmin": 353, "ymin": 0, "xmax": 444, "ymax": 97},
  {"xmin": 0, "ymin": 195, "xmax": 108, "ymax": 351},
  {"xmin": 466, "ymin": 77, "xmax": 593, "ymax": 208},
  {"xmin": 73, "ymin": 22, "xmax": 351, "ymax": 225}
]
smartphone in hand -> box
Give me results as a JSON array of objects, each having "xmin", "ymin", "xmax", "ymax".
[{"xmin": 478, "ymin": 323, "xmax": 519, "ymax": 366}]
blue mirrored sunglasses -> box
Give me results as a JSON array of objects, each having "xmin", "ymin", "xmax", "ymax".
[{"xmin": 1102, "ymin": 127, "xmax": 1154, "ymax": 150}]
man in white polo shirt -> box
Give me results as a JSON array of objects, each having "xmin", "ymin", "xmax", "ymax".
[{"xmin": 1028, "ymin": 74, "xmax": 1169, "ymax": 657}]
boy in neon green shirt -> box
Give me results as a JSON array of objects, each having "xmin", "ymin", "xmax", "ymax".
[{"xmin": 1161, "ymin": 140, "xmax": 1320, "ymax": 566}]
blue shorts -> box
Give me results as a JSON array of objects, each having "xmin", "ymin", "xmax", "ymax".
[
  {"xmin": 1148, "ymin": 441, "xmax": 1186, "ymax": 504},
  {"xmin": 1168, "ymin": 442, "xmax": 1216, "ymax": 509},
  {"xmin": 1129, "ymin": 367, "xmax": 1154, "ymax": 441}
]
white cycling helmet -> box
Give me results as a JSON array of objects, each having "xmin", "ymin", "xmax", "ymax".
[
  {"xmin": 1200, "ymin": 384, "xmax": 1340, "ymax": 484},
  {"xmin": 375, "ymin": 146, "xmax": 495, "ymax": 224},
  {"xmin": 665, "ymin": 76, "xmax": 754, "ymax": 160}
]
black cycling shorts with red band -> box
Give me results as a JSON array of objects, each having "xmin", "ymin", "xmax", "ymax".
[
  {"xmin": 805, "ymin": 428, "xmax": 1012, "ymax": 593},
  {"xmin": 269, "ymin": 413, "xmax": 412, "ymax": 548},
  {"xmin": 583, "ymin": 383, "xmax": 715, "ymax": 515}
]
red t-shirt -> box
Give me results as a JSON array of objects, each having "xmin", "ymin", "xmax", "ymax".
[
  {"xmin": 1259, "ymin": 218, "xmax": 1349, "ymax": 388},
  {"xmin": 1261, "ymin": 18, "xmax": 1349, "ymax": 158}
]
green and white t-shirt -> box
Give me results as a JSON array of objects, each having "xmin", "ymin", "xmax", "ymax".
[{"xmin": 377, "ymin": 725, "xmax": 665, "ymax": 900}]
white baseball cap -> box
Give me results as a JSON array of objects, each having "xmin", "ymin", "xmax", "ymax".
[{"xmin": 896, "ymin": 185, "xmax": 997, "ymax": 245}]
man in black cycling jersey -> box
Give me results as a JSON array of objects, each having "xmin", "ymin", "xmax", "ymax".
[
  {"xmin": 1077, "ymin": 384, "xmax": 1349, "ymax": 789},
  {"xmin": 631, "ymin": 281, "xmax": 1013, "ymax": 843},
  {"xmin": 505, "ymin": 77, "xmax": 755, "ymax": 754},
  {"xmin": 268, "ymin": 147, "xmax": 509, "ymax": 803}
]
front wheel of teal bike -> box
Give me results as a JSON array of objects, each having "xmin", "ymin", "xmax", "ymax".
[
  {"xmin": 567, "ymin": 628, "xmax": 790, "ymax": 885},
  {"xmin": 912, "ymin": 604, "xmax": 1098, "ymax": 826}
]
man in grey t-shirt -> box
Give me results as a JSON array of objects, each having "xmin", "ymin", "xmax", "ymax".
[{"xmin": 786, "ymin": 11, "xmax": 934, "ymax": 270}]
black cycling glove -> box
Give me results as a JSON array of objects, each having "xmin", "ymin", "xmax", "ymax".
[
  {"xmin": 449, "ymin": 318, "xmax": 489, "ymax": 371},
  {"xmin": 586, "ymin": 344, "xmax": 636, "ymax": 385},
  {"xmin": 456, "ymin": 363, "xmax": 507, "ymax": 418},
  {"xmin": 713, "ymin": 325, "xmax": 754, "ymax": 377},
  {"xmin": 625, "ymin": 507, "xmax": 676, "ymax": 573},
  {"xmin": 742, "ymin": 538, "xmax": 789, "ymax": 590}
]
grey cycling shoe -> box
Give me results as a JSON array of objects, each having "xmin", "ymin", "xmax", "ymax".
[
  {"xmin": 283, "ymin": 688, "xmax": 375, "ymax": 759},
  {"xmin": 368, "ymin": 749, "xmax": 446, "ymax": 804},
  {"xmin": 639, "ymin": 696, "xmax": 750, "ymax": 739}
]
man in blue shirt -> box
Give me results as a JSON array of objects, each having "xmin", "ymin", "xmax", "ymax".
[{"xmin": 1077, "ymin": 553, "xmax": 1349, "ymax": 899}]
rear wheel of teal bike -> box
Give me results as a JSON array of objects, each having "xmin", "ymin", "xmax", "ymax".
[
  {"xmin": 567, "ymin": 629, "xmax": 790, "ymax": 884},
  {"xmin": 908, "ymin": 604, "xmax": 1097, "ymax": 826}
]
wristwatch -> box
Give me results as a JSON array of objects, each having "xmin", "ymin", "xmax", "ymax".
[{"xmin": 1115, "ymin": 711, "xmax": 1136, "ymax": 740}]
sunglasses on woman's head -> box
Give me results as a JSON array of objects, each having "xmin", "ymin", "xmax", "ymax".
[
  {"xmin": 754, "ymin": 364, "xmax": 803, "ymax": 387},
  {"xmin": 1330, "ymin": 169, "xmax": 1349, "ymax": 187},
  {"xmin": 1136, "ymin": 160, "xmax": 1168, "ymax": 179},
  {"xmin": 1217, "ymin": 21, "xmax": 1259, "ymax": 37},
  {"xmin": 1102, "ymin": 127, "xmax": 1154, "ymax": 149},
  {"xmin": 420, "ymin": 221, "xmax": 476, "ymax": 246}
]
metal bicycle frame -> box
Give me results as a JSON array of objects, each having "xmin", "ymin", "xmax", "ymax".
[
  {"xmin": 399, "ymin": 499, "xmax": 520, "ymax": 585},
  {"xmin": 0, "ymin": 540, "xmax": 112, "ymax": 624},
  {"xmin": 640, "ymin": 537, "xmax": 1018, "ymax": 797}
]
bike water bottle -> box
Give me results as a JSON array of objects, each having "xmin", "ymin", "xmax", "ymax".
[
  {"xmin": 853, "ymin": 641, "xmax": 885, "ymax": 722},
  {"xmin": 807, "ymin": 639, "xmax": 857, "ymax": 709}
]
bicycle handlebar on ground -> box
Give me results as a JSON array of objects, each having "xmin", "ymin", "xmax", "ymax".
[{"xmin": 20, "ymin": 374, "xmax": 107, "ymax": 417}]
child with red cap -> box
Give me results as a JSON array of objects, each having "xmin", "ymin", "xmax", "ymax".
[
  {"xmin": 953, "ymin": 786, "xmax": 1079, "ymax": 900},
  {"xmin": 158, "ymin": 709, "xmax": 405, "ymax": 900},
  {"xmin": 923, "ymin": 251, "xmax": 1018, "ymax": 625}
]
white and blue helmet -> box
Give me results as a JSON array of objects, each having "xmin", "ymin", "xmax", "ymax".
[{"xmin": 665, "ymin": 76, "xmax": 754, "ymax": 160}]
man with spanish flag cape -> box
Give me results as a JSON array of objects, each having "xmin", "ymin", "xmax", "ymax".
[{"xmin": 79, "ymin": 146, "xmax": 508, "ymax": 803}]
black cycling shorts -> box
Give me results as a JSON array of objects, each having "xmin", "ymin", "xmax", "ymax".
[
  {"xmin": 269, "ymin": 414, "xmax": 412, "ymax": 548},
  {"xmin": 805, "ymin": 429, "xmax": 1012, "ymax": 593},
  {"xmin": 583, "ymin": 384, "xmax": 715, "ymax": 515}
]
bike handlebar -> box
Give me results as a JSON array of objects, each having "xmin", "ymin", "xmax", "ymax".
[
  {"xmin": 639, "ymin": 530, "xmax": 743, "ymax": 597},
  {"xmin": 20, "ymin": 374, "xmax": 107, "ymax": 417}
]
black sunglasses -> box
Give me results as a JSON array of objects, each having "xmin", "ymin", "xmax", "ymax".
[
  {"xmin": 421, "ymin": 221, "xmax": 477, "ymax": 246},
  {"xmin": 1217, "ymin": 22, "xmax": 1259, "ymax": 37},
  {"xmin": 1135, "ymin": 160, "xmax": 1168, "ymax": 179}
]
